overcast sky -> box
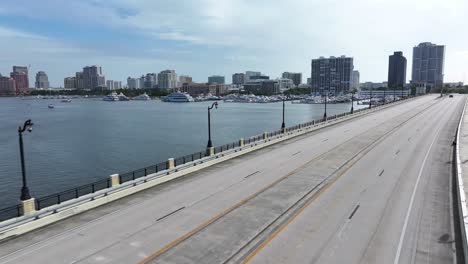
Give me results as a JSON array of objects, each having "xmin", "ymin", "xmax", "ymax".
[{"xmin": 0, "ymin": 0, "xmax": 467, "ymax": 87}]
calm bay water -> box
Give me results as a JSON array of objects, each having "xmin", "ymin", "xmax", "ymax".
[{"xmin": 0, "ymin": 97, "xmax": 364, "ymax": 208}]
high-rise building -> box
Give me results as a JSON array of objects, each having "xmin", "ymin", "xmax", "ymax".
[
  {"xmin": 127, "ymin": 77, "xmax": 141, "ymax": 89},
  {"xmin": 351, "ymin": 70, "xmax": 360, "ymax": 90},
  {"xmin": 0, "ymin": 76, "xmax": 16, "ymax": 95},
  {"xmin": 232, "ymin": 73, "xmax": 245, "ymax": 85},
  {"xmin": 178, "ymin": 75, "xmax": 193, "ymax": 86},
  {"xmin": 388, "ymin": 51, "xmax": 407, "ymax": 88},
  {"xmin": 310, "ymin": 56, "xmax": 354, "ymax": 95},
  {"xmin": 245, "ymin": 71, "xmax": 261, "ymax": 82},
  {"xmin": 144, "ymin": 73, "xmax": 158, "ymax": 88},
  {"xmin": 11, "ymin": 66, "xmax": 29, "ymax": 94},
  {"xmin": 83, "ymin": 65, "xmax": 105, "ymax": 89},
  {"xmin": 64, "ymin": 77, "xmax": 76, "ymax": 89},
  {"xmin": 35, "ymin": 71, "xmax": 49, "ymax": 89},
  {"xmin": 411, "ymin": 42, "xmax": 445, "ymax": 88},
  {"xmin": 13, "ymin": 66, "xmax": 28, "ymax": 75},
  {"xmin": 276, "ymin": 78, "xmax": 294, "ymax": 91},
  {"xmin": 208, "ymin": 75, "xmax": 225, "ymax": 84},
  {"xmin": 75, "ymin": 72, "xmax": 84, "ymax": 89},
  {"xmin": 282, "ymin": 72, "xmax": 302, "ymax": 86},
  {"xmin": 158, "ymin": 70, "xmax": 177, "ymax": 89},
  {"xmin": 106, "ymin": 80, "xmax": 122, "ymax": 90}
]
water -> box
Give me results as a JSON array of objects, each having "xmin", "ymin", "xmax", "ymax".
[{"xmin": 0, "ymin": 97, "xmax": 365, "ymax": 208}]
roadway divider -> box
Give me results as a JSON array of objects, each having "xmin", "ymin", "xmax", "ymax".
[
  {"xmin": 455, "ymin": 95, "xmax": 468, "ymax": 263},
  {"xmin": 0, "ymin": 96, "xmax": 419, "ymax": 241}
]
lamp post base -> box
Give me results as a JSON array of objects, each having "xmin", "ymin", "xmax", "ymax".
[{"xmin": 20, "ymin": 186, "xmax": 31, "ymax": 201}]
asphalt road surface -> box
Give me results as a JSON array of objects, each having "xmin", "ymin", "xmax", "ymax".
[{"xmin": 0, "ymin": 94, "xmax": 464, "ymax": 264}]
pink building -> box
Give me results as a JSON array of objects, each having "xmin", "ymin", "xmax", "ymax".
[
  {"xmin": 0, "ymin": 76, "xmax": 16, "ymax": 96},
  {"xmin": 10, "ymin": 72, "xmax": 29, "ymax": 94}
]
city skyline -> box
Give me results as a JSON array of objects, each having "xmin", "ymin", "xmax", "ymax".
[{"xmin": 0, "ymin": 0, "xmax": 467, "ymax": 87}]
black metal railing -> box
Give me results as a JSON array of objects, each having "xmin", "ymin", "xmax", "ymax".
[
  {"xmin": 35, "ymin": 178, "xmax": 111, "ymax": 210},
  {"xmin": 0, "ymin": 97, "xmax": 411, "ymax": 221},
  {"xmin": 0, "ymin": 204, "xmax": 22, "ymax": 222}
]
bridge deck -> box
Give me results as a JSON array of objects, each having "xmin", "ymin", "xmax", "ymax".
[{"xmin": 0, "ymin": 95, "xmax": 463, "ymax": 264}]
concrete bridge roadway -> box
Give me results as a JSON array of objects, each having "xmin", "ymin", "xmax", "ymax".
[{"xmin": 0, "ymin": 94, "xmax": 464, "ymax": 264}]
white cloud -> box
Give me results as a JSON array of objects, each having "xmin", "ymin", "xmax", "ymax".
[{"xmin": 0, "ymin": 0, "xmax": 467, "ymax": 83}]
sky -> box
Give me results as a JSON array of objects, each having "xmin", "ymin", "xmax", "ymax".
[{"xmin": 0, "ymin": 0, "xmax": 467, "ymax": 87}]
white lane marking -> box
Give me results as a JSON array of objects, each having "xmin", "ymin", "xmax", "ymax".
[{"xmin": 393, "ymin": 116, "xmax": 444, "ymax": 264}]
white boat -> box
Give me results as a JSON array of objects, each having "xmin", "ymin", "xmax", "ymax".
[
  {"xmin": 103, "ymin": 92, "xmax": 119, "ymax": 101},
  {"xmin": 162, "ymin": 92, "xmax": 195, "ymax": 102},
  {"xmin": 61, "ymin": 99, "xmax": 71, "ymax": 103},
  {"xmin": 118, "ymin": 92, "xmax": 130, "ymax": 101},
  {"xmin": 48, "ymin": 104, "xmax": 54, "ymax": 109},
  {"xmin": 134, "ymin": 93, "xmax": 151, "ymax": 101}
]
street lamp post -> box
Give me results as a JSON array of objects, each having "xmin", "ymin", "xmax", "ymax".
[
  {"xmin": 18, "ymin": 119, "xmax": 33, "ymax": 201},
  {"xmin": 206, "ymin": 102, "xmax": 218, "ymax": 149},
  {"xmin": 369, "ymin": 87, "xmax": 372, "ymax": 109},
  {"xmin": 323, "ymin": 91, "xmax": 328, "ymax": 120},
  {"xmin": 350, "ymin": 90, "xmax": 355, "ymax": 114},
  {"xmin": 281, "ymin": 95, "xmax": 286, "ymax": 132},
  {"xmin": 383, "ymin": 88, "xmax": 386, "ymax": 105}
]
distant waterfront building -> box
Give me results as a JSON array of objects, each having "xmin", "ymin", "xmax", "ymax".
[
  {"xmin": 245, "ymin": 71, "xmax": 261, "ymax": 82},
  {"xmin": 250, "ymin": 75, "xmax": 269, "ymax": 81},
  {"xmin": 127, "ymin": 77, "xmax": 141, "ymax": 89},
  {"xmin": 178, "ymin": 75, "xmax": 193, "ymax": 86},
  {"xmin": 244, "ymin": 80, "xmax": 279, "ymax": 95},
  {"xmin": 35, "ymin": 71, "xmax": 49, "ymax": 89},
  {"xmin": 11, "ymin": 66, "xmax": 29, "ymax": 94},
  {"xmin": 180, "ymin": 83, "xmax": 229, "ymax": 96},
  {"xmin": 0, "ymin": 76, "xmax": 16, "ymax": 95},
  {"xmin": 75, "ymin": 72, "xmax": 84, "ymax": 89},
  {"xmin": 311, "ymin": 56, "xmax": 354, "ymax": 95},
  {"xmin": 307, "ymin": 78, "xmax": 311, "ymax": 85},
  {"xmin": 64, "ymin": 77, "xmax": 76, "ymax": 89},
  {"xmin": 106, "ymin": 80, "xmax": 122, "ymax": 90},
  {"xmin": 360, "ymin": 82, "xmax": 388, "ymax": 89},
  {"xmin": 282, "ymin": 72, "xmax": 302, "ymax": 86},
  {"xmin": 158, "ymin": 70, "xmax": 177, "ymax": 89},
  {"xmin": 412, "ymin": 42, "xmax": 445, "ymax": 88},
  {"xmin": 388, "ymin": 51, "xmax": 407, "ymax": 88},
  {"xmin": 83, "ymin": 65, "xmax": 105, "ymax": 89},
  {"xmin": 232, "ymin": 73, "xmax": 245, "ymax": 85},
  {"xmin": 351, "ymin": 70, "xmax": 360, "ymax": 90},
  {"xmin": 276, "ymin": 78, "xmax": 294, "ymax": 92},
  {"xmin": 144, "ymin": 73, "xmax": 158, "ymax": 88},
  {"xmin": 444, "ymin": 82, "xmax": 464, "ymax": 88},
  {"xmin": 208, "ymin": 75, "xmax": 225, "ymax": 84}
]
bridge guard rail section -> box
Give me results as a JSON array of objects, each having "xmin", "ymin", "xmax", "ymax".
[
  {"xmin": 455, "ymin": 95, "xmax": 468, "ymax": 264},
  {"xmin": 0, "ymin": 96, "xmax": 420, "ymax": 240}
]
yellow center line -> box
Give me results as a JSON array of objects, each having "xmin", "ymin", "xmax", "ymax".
[
  {"xmin": 138, "ymin": 136, "xmax": 358, "ymax": 264},
  {"xmin": 241, "ymin": 147, "xmax": 367, "ymax": 264},
  {"xmin": 139, "ymin": 98, "xmax": 436, "ymax": 264}
]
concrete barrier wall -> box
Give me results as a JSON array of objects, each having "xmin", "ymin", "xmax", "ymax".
[
  {"xmin": 0, "ymin": 97, "xmax": 419, "ymax": 241},
  {"xmin": 455, "ymin": 96, "xmax": 468, "ymax": 263}
]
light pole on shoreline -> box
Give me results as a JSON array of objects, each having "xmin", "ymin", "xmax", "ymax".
[
  {"xmin": 323, "ymin": 91, "xmax": 328, "ymax": 120},
  {"xmin": 206, "ymin": 102, "xmax": 218, "ymax": 150},
  {"xmin": 18, "ymin": 119, "xmax": 33, "ymax": 201},
  {"xmin": 351, "ymin": 90, "xmax": 355, "ymax": 114},
  {"xmin": 281, "ymin": 95, "xmax": 287, "ymax": 132},
  {"xmin": 369, "ymin": 87, "xmax": 372, "ymax": 109}
]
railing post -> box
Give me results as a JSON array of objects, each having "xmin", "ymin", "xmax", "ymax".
[
  {"xmin": 167, "ymin": 158, "xmax": 175, "ymax": 169},
  {"xmin": 263, "ymin": 132, "xmax": 268, "ymax": 140},
  {"xmin": 21, "ymin": 198, "xmax": 36, "ymax": 216},
  {"xmin": 110, "ymin": 174, "xmax": 120, "ymax": 187},
  {"xmin": 239, "ymin": 138, "xmax": 244, "ymax": 147}
]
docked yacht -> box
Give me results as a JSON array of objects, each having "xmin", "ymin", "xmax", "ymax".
[
  {"xmin": 133, "ymin": 93, "xmax": 151, "ymax": 101},
  {"xmin": 103, "ymin": 92, "xmax": 119, "ymax": 101},
  {"xmin": 118, "ymin": 92, "xmax": 130, "ymax": 101},
  {"xmin": 162, "ymin": 92, "xmax": 194, "ymax": 102}
]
